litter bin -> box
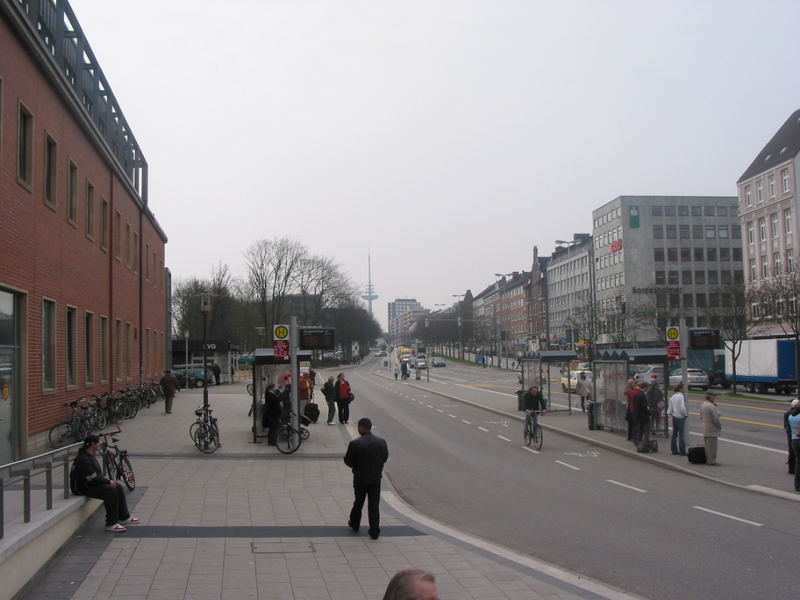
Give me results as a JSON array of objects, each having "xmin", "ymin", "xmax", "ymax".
[
  {"xmin": 516, "ymin": 389, "xmax": 524, "ymax": 411},
  {"xmin": 587, "ymin": 400, "xmax": 596, "ymax": 430}
]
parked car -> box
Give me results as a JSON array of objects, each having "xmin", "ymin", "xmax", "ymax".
[
  {"xmin": 175, "ymin": 368, "xmax": 214, "ymax": 388},
  {"xmin": 669, "ymin": 368, "xmax": 710, "ymax": 390},
  {"xmin": 432, "ymin": 357, "xmax": 446, "ymax": 367},
  {"xmin": 560, "ymin": 370, "xmax": 592, "ymax": 392},
  {"xmin": 376, "ymin": 350, "xmax": 387, "ymax": 357},
  {"xmin": 632, "ymin": 365, "xmax": 665, "ymax": 385}
]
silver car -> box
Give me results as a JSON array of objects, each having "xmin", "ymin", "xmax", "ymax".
[{"xmin": 668, "ymin": 368, "xmax": 710, "ymax": 390}]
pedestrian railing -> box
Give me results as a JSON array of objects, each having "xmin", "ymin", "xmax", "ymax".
[{"xmin": 0, "ymin": 443, "xmax": 81, "ymax": 540}]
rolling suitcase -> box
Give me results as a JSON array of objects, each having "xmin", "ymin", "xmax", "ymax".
[
  {"xmin": 303, "ymin": 401, "xmax": 320, "ymax": 424},
  {"xmin": 687, "ymin": 445, "xmax": 706, "ymax": 464}
]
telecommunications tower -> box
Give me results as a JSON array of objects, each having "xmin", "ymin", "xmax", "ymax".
[{"xmin": 361, "ymin": 253, "xmax": 378, "ymax": 316}]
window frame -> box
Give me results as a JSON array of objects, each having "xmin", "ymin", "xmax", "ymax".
[
  {"xmin": 85, "ymin": 180, "xmax": 95, "ymax": 240},
  {"xmin": 66, "ymin": 305, "xmax": 77, "ymax": 388},
  {"xmin": 85, "ymin": 311, "xmax": 94, "ymax": 384},
  {"xmin": 17, "ymin": 101, "xmax": 34, "ymax": 190},
  {"xmin": 42, "ymin": 298, "xmax": 56, "ymax": 391},
  {"xmin": 44, "ymin": 133, "xmax": 57, "ymax": 209}
]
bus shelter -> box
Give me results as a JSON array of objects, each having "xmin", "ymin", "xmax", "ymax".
[
  {"xmin": 250, "ymin": 348, "xmax": 312, "ymax": 443},
  {"xmin": 593, "ymin": 348, "xmax": 669, "ymax": 435},
  {"xmin": 519, "ymin": 350, "xmax": 579, "ymax": 414}
]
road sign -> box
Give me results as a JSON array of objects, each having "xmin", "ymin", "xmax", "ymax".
[
  {"xmin": 667, "ymin": 340, "xmax": 680, "ymax": 360},
  {"xmin": 273, "ymin": 340, "xmax": 289, "ymax": 360},
  {"xmin": 666, "ymin": 326, "xmax": 680, "ymax": 341},
  {"xmin": 274, "ymin": 324, "xmax": 289, "ymax": 340}
]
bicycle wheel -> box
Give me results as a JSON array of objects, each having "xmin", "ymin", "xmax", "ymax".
[
  {"xmin": 48, "ymin": 422, "xmax": 73, "ymax": 448},
  {"xmin": 299, "ymin": 426, "xmax": 310, "ymax": 441},
  {"xmin": 94, "ymin": 407, "xmax": 108, "ymax": 431},
  {"xmin": 193, "ymin": 423, "xmax": 219, "ymax": 454},
  {"xmin": 276, "ymin": 425, "xmax": 301, "ymax": 454},
  {"xmin": 523, "ymin": 421, "xmax": 532, "ymax": 446},
  {"xmin": 533, "ymin": 424, "xmax": 543, "ymax": 451},
  {"xmin": 125, "ymin": 399, "xmax": 139, "ymax": 419},
  {"xmin": 120, "ymin": 454, "xmax": 136, "ymax": 490},
  {"xmin": 102, "ymin": 448, "xmax": 117, "ymax": 477},
  {"xmin": 189, "ymin": 421, "xmax": 200, "ymax": 442}
]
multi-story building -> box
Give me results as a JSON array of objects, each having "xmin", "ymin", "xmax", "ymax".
[
  {"xmin": 592, "ymin": 196, "xmax": 743, "ymax": 346},
  {"xmin": 737, "ymin": 109, "xmax": 800, "ymax": 334},
  {"xmin": 528, "ymin": 246, "xmax": 550, "ymax": 351},
  {"xmin": 546, "ymin": 234, "xmax": 592, "ymax": 348},
  {"xmin": 387, "ymin": 298, "xmax": 422, "ymax": 338},
  {"xmin": 496, "ymin": 272, "xmax": 531, "ymax": 355},
  {"xmin": 0, "ymin": 0, "xmax": 169, "ymax": 459}
]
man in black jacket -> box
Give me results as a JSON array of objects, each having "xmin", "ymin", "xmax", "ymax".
[
  {"xmin": 73, "ymin": 433, "xmax": 139, "ymax": 532},
  {"xmin": 344, "ymin": 417, "xmax": 389, "ymax": 540}
]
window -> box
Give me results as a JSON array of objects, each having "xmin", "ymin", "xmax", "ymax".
[
  {"xmin": 653, "ymin": 225, "xmax": 663, "ymax": 239},
  {"xmin": 655, "ymin": 271, "xmax": 665, "ymax": 285},
  {"xmin": 682, "ymin": 270, "xmax": 692, "ymax": 284},
  {"xmin": 114, "ymin": 211, "xmax": 121, "ymax": 259},
  {"xmin": 652, "ymin": 205, "xmax": 663, "ymax": 216},
  {"xmin": 44, "ymin": 134, "xmax": 57, "ymax": 207},
  {"xmin": 678, "ymin": 206, "xmax": 689, "ymax": 216},
  {"xmin": 759, "ymin": 217, "xmax": 766, "ymax": 240},
  {"xmin": 683, "ymin": 293, "xmax": 694, "ymax": 308},
  {"xmin": 774, "ymin": 252, "xmax": 782, "ymax": 275},
  {"xmin": 696, "ymin": 294, "xmax": 707, "ymax": 307},
  {"xmin": 654, "ymin": 248, "xmax": 664, "ymax": 262},
  {"xmin": 709, "ymin": 293, "xmax": 719, "ymax": 308},
  {"xmin": 785, "ymin": 208, "xmax": 793, "ymax": 234},
  {"xmin": 704, "ymin": 206, "xmax": 715, "ymax": 217},
  {"xmin": 125, "ymin": 223, "xmax": 131, "ymax": 267},
  {"xmin": 85, "ymin": 182, "xmax": 94, "ymax": 239},
  {"xmin": 691, "ymin": 205, "xmax": 702, "ymax": 217},
  {"xmin": 666, "ymin": 225, "xmax": 676, "ymax": 239},
  {"xmin": 707, "ymin": 270, "xmax": 718, "ymax": 284},
  {"xmin": 693, "ymin": 225, "xmax": 703, "ymax": 239},
  {"xmin": 783, "ymin": 168, "xmax": 790, "ymax": 193},
  {"xmin": 749, "ymin": 258, "xmax": 757, "ymax": 280},
  {"xmin": 706, "ymin": 248, "xmax": 717, "ymax": 262},
  {"xmin": 679, "ymin": 224, "xmax": 690, "ymax": 239},
  {"xmin": 733, "ymin": 247, "xmax": 742, "ymax": 261},
  {"xmin": 133, "ymin": 232, "xmax": 139, "ymax": 272},
  {"xmin": 769, "ymin": 174, "xmax": 775, "ymax": 198},
  {"xmin": 145, "ymin": 243, "xmax": 150, "ymax": 279},
  {"xmin": 732, "ymin": 224, "xmax": 741, "ymax": 239},
  {"xmin": 85, "ymin": 312, "xmax": 94, "ymax": 384},
  {"xmin": 66, "ymin": 306, "xmax": 77, "ymax": 386},
  {"xmin": 114, "ymin": 319, "xmax": 122, "ymax": 380},
  {"xmin": 717, "ymin": 206, "xmax": 728, "ymax": 217},
  {"xmin": 744, "ymin": 185, "xmax": 752, "ymax": 207},
  {"xmin": 100, "ymin": 316, "xmax": 108, "ymax": 382},
  {"xmin": 756, "ymin": 179, "xmax": 763, "ymax": 202},
  {"xmin": 694, "ymin": 247, "xmax": 704, "ymax": 261},
  {"xmin": 747, "ymin": 222, "xmax": 754, "ymax": 243},
  {"xmin": 788, "ymin": 252, "xmax": 795, "ymax": 274},
  {"xmin": 669, "ymin": 293, "xmax": 680, "ymax": 308},
  {"xmin": 101, "ymin": 199, "xmax": 109, "ymax": 250},
  {"xmin": 668, "ymin": 270, "xmax": 679, "ymax": 285},
  {"xmin": 18, "ymin": 103, "xmax": 34, "ymax": 187},
  {"xmin": 67, "ymin": 161, "xmax": 77, "ymax": 224},
  {"xmin": 705, "ymin": 225, "xmax": 716, "ymax": 239},
  {"xmin": 680, "ymin": 247, "xmax": 691, "ymax": 262},
  {"xmin": 665, "ymin": 205, "xmax": 676, "ymax": 217},
  {"xmin": 761, "ymin": 255, "xmax": 769, "ymax": 278},
  {"xmin": 695, "ymin": 270, "xmax": 706, "ymax": 284},
  {"xmin": 43, "ymin": 299, "xmax": 56, "ymax": 389},
  {"xmin": 718, "ymin": 225, "xmax": 729, "ymax": 239},
  {"xmin": 667, "ymin": 248, "xmax": 678, "ymax": 262},
  {"xmin": 770, "ymin": 213, "xmax": 778, "ymax": 237},
  {"xmin": 720, "ymin": 248, "xmax": 730, "ymax": 261},
  {"xmin": 125, "ymin": 323, "xmax": 131, "ymax": 378}
]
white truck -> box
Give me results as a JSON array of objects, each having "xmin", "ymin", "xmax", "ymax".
[{"xmin": 725, "ymin": 338, "xmax": 797, "ymax": 394}]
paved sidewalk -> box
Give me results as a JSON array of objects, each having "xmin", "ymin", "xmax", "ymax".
[{"xmin": 21, "ymin": 374, "xmax": 639, "ymax": 600}]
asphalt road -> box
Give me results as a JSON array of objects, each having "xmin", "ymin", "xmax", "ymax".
[{"xmin": 354, "ymin": 359, "xmax": 797, "ymax": 600}]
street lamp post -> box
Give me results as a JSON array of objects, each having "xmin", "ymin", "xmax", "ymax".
[
  {"xmin": 184, "ymin": 330, "xmax": 190, "ymax": 390},
  {"xmin": 452, "ymin": 294, "xmax": 465, "ymax": 361},
  {"xmin": 200, "ymin": 294, "xmax": 211, "ymax": 421}
]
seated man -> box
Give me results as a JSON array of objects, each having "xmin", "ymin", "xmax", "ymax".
[{"xmin": 73, "ymin": 433, "xmax": 139, "ymax": 532}]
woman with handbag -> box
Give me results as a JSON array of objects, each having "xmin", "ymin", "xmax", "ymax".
[{"xmin": 334, "ymin": 372, "xmax": 353, "ymax": 424}]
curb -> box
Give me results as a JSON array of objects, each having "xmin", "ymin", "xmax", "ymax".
[{"xmin": 369, "ymin": 370, "xmax": 800, "ymax": 504}]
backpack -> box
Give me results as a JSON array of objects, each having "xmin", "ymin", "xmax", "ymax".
[{"xmin": 69, "ymin": 459, "xmax": 84, "ymax": 496}]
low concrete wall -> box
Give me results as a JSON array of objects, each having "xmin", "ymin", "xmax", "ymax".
[{"xmin": 1, "ymin": 497, "xmax": 101, "ymax": 599}]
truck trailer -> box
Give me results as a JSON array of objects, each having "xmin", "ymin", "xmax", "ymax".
[{"xmin": 725, "ymin": 338, "xmax": 797, "ymax": 394}]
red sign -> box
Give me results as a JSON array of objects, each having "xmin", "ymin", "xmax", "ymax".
[
  {"xmin": 610, "ymin": 240, "xmax": 623, "ymax": 252},
  {"xmin": 273, "ymin": 340, "xmax": 290, "ymax": 360},
  {"xmin": 667, "ymin": 340, "xmax": 680, "ymax": 361}
]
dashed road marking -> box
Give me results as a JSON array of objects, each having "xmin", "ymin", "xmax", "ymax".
[
  {"xmin": 478, "ymin": 426, "xmax": 490, "ymax": 432},
  {"xmin": 522, "ymin": 446, "xmax": 540, "ymax": 454},
  {"xmin": 554, "ymin": 460, "xmax": 580, "ymax": 471},
  {"xmin": 436, "ymin": 409, "xmax": 444, "ymax": 413},
  {"xmin": 497, "ymin": 435, "xmax": 512, "ymax": 442},
  {"xmin": 606, "ymin": 480, "xmax": 647, "ymax": 494},
  {"xmin": 448, "ymin": 414, "xmax": 457, "ymax": 418},
  {"xmin": 693, "ymin": 506, "xmax": 763, "ymax": 527},
  {"xmin": 461, "ymin": 419, "xmax": 472, "ymax": 425}
]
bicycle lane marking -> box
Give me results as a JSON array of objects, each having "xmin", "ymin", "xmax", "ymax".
[
  {"xmin": 606, "ymin": 480, "xmax": 647, "ymax": 494},
  {"xmin": 555, "ymin": 460, "xmax": 580, "ymax": 471}
]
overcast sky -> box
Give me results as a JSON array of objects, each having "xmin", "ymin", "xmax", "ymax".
[{"xmin": 70, "ymin": 0, "xmax": 800, "ymax": 330}]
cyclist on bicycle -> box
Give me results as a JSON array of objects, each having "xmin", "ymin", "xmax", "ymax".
[{"xmin": 522, "ymin": 385, "xmax": 547, "ymax": 427}]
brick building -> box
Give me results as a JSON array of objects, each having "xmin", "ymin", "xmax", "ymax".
[{"xmin": 0, "ymin": 0, "xmax": 168, "ymax": 460}]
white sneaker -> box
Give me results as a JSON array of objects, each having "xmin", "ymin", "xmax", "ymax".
[
  {"xmin": 120, "ymin": 516, "xmax": 140, "ymax": 524},
  {"xmin": 105, "ymin": 523, "xmax": 127, "ymax": 532},
  {"xmin": 327, "ymin": 422, "xmax": 335, "ymax": 425}
]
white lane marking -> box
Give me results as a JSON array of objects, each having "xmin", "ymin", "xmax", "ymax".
[
  {"xmin": 455, "ymin": 383, "xmax": 514, "ymax": 398},
  {"xmin": 693, "ymin": 506, "xmax": 763, "ymax": 527},
  {"xmin": 436, "ymin": 409, "xmax": 444, "ymax": 413},
  {"xmin": 461, "ymin": 419, "xmax": 472, "ymax": 425},
  {"xmin": 448, "ymin": 414, "xmax": 457, "ymax": 418},
  {"xmin": 497, "ymin": 435, "xmax": 512, "ymax": 442},
  {"xmin": 522, "ymin": 446, "xmax": 540, "ymax": 454},
  {"xmin": 478, "ymin": 426, "xmax": 490, "ymax": 432},
  {"xmin": 426, "ymin": 404, "xmax": 434, "ymax": 408},
  {"xmin": 606, "ymin": 480, "xmax": 647, "ymax": 494},
  {"xmin": 554, "ymin": 460, "xmax": 580, "ymax": 471},
  {"xmin": 382, "ymin": 491, "xmax": 641, "ymax": 600},
  {"xmin": 688, "ymin": 432, "xmax": 784, "ymax": 454}
]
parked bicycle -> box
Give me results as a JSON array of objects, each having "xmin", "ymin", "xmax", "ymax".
[
  {"xmin": 276, "ymin": 412, "xmax": 309, "ymax": 454},
  {"xmin": 190, "ymin": 405, "xmax": 220, "ymax": 453},
  {"xmin": 523, "ymin": 410, "xmax": 543, "ymax": 450},
  {"xmin": 99, "ymin": 425, "xmax": 136, "ymax": 490},
  {"xmin": 48, "ymin": 400, "xmax": 90, "ymax": 448}
]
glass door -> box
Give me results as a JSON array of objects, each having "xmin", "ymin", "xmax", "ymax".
[{"xmin": 0, "ymin": 348, "xmax": 15, "ymax": 464}]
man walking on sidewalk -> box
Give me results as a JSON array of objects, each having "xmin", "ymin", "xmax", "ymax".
[
  {"xmin": 701, "ymin": 392, "xmax": 722, "ymax": 465},
  {"xmin": 159, "ymin": 369, "xmax": 180, "ymax": 414},
  {"xmin": 344, "ymin": 417, "xmax": 389, "ymax": 540}
]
